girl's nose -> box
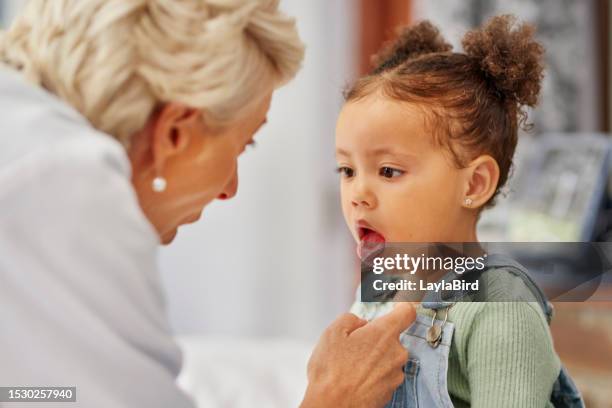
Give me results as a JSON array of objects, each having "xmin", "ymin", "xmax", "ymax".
[
  {"xmin": 351, "ymin": 198, "xmax": 371, "ymax": 208},
  {"xmin": 218, "ymin": 167, "xmax": 238, "ymax": 200},
  {"xmin": 350, "ymin": 182, "xmax": 376, "ymax": 209},
  {"xmin": 351, "ymin": 197, "xmax": 375, "ymax": 208}
]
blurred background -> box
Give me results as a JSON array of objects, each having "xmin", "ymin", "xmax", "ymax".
[{"xmin": 1, "ymin": 0, "xmax": 611, "ymax": 406}]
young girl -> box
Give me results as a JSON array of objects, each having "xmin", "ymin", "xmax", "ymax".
[{"xmin": 336, "ymin": 15, "xmax": 584, "ymax": 408}]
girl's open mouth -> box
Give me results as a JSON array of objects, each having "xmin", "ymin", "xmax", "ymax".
[{"xmin": 356, "ymin": 224, "xmax": 386, "ymax": 261}]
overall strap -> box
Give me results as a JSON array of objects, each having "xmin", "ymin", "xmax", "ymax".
[{"xmin": 422, "ymin": 253, "xmax": 554, "ymax": 324}]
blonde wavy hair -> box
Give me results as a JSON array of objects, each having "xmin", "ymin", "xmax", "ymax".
[{"xmin": 0, "ymin": 0, "xmax": 305, "ymax": 146}]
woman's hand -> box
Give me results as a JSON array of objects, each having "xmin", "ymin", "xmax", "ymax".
[{"xmin": 300, "ymin": 303, "xmax": 416, "ymax": 408}]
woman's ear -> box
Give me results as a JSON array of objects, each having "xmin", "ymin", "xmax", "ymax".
[
  {"xmin": 151, "ymin": 102, "xmax": 204, "ymax": 169},
  {"xmin": 462, "ymin": 155, "xmax": 500, "ymax": 209}
]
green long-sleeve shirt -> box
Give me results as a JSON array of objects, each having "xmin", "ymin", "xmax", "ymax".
[{"xmin": 352, "ymin": 267, "xmax": 562, "ymax": 407}]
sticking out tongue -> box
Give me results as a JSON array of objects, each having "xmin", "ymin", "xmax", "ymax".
[{"xmin": 357, "ymin": 230, "xmax": 386, "ymax": 261}]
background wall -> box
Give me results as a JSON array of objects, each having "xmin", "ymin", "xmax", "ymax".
[{"xmin": 0, "ymin": 0, "xmax": 19, "ymax": 23}]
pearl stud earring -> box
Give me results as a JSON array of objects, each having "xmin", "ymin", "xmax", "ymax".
[
  {"xmin": 152, "ymin": 176, "xmax": 167, "ymax": 193},
  {"xmin": 464, "ymin": 198, "xmax": 473, "ymax": 206}
]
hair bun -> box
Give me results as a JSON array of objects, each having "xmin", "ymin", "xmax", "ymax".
[
  {"xmin": 372, "ymin": 21, "xmax": 452, "ymax": 73},
  {"xmin": 462, "ymin": 14, "xmax": 544, "ymax": 107}
]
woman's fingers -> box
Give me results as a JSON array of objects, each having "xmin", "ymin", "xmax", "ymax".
[
  {"xmin": 369, "ymin": 302, "xmax": 417, "ymax": 337},
  {"xmin": 329, "ymin": 313, "xmax": 368, "ymax": 337},
  {"xmin": 302, "ymin": 304, "xmax": 416, "ymax": 408}
]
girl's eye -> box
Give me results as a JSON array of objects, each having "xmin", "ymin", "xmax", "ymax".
[
  {"xmin": 336, "ymin": 166, "xmax": 354, "ymax": 178},
  {"xmin": 379, "ymin": 167, "xmax": 404, "ymax": 178}
]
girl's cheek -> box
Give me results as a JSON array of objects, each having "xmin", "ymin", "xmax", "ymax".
[
  {"xmin": 340, "ymin": 195, "xmax": 352, "ymax": 220},
  {"xmin": 384, "ymin": 185, "xmax": 412, "ymax": 204}
]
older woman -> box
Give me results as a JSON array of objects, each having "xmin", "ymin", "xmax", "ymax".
[{"xmin": 0, "ymin": 1, "xmax": 415, "ymax": 407}]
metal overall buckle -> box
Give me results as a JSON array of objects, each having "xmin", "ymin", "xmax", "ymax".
[{"xmin": 426, "ymin": 306, "xmax": 451, "ymax": 348}]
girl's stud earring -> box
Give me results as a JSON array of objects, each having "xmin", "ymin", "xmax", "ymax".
[
  {"xmin": 152, "ymin": 176, "xmax": 167, "ymax": 193},
  {"xmin": 464, "ymin": 198, "xmax": 473, "ymax": 206}
]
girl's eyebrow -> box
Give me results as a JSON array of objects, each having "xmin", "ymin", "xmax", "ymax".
[
  {"xmin": 335, "ymin": 147, "xmax": 417, "ymax": 160},
  {"xmin": 369, "ymin": 147, "xmax": 417, "ymax": 161},
  {"xmin": 335, "ymin": 147, "xmax": 351, "ymax": 157}
]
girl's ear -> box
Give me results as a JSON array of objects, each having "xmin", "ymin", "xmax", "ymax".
[{"xmin": 463, "ymin": 155, "xmax": 500, "ymax": 209}]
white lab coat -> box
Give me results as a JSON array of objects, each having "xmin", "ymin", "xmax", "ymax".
[{"xmin": 0, "ymin": 66, "xmax": 196, "ymax": 408}]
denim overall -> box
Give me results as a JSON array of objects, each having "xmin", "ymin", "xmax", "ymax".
[{"xmin": 357, "ymin": 253, "xmax": 585, "ymax": 408}]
